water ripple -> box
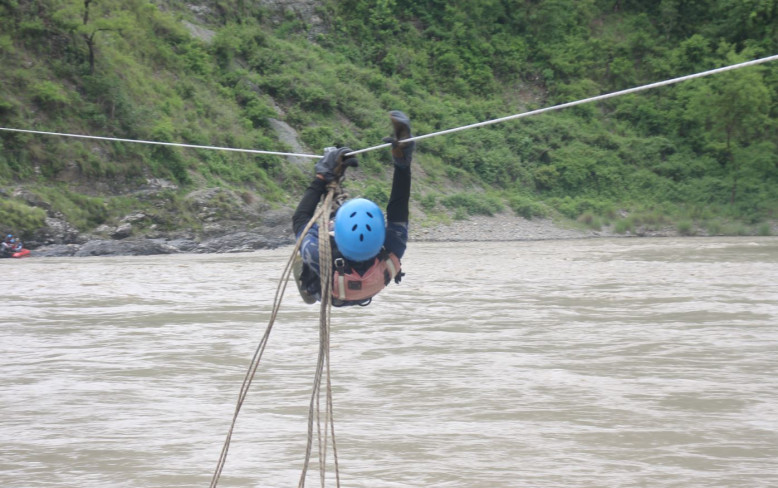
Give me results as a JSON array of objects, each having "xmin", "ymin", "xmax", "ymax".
[{"xmin": 1, "ymin": 238, "xmax": 777, "ymax": 487}]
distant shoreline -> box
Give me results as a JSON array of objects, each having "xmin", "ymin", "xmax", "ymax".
[{"xmin": 25, "ymin": 212, "xmax": 777, "ymax": 258}]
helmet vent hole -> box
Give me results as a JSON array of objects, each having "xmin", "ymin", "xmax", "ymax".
[
  {"xmin": 366, "ymin": 224, "xmax": 372, "ymax": 231},
  {"xmin": 359, "ymin": 234, "xmax": 364, "ymax": 242},
  {"xmin": 351, "ymin": 224, "xmax": 357, "ymax": 231},
  {"xmin": 366, "ymin": 212, "xmax": 373, "ymax": 218},
  {"xmin": 349, "ymin": 212, "xmax": 357, "ymax": 218}
]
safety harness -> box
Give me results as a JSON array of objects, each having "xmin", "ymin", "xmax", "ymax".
[{"xmin": 332, "ymin": 249, "xmax": 402, "ymax": 305}]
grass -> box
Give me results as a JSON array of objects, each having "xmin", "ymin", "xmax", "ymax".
[
  {"xmin": 677, "ymin": 220, "xmax": 695, "ymax": 236},
  {"xmin": 2, "ymin": 3, "xmax": 776, "ymax": 244},
  {"xmin": 440, "ymin": 192, "xmax": 503, "ymax": 216},
  {"xmin": 577, "ymin": 212, "xmax": 602, "ymax": 230},
  {"xmin": 613, "ymin": 218, "xmax": 634, "ymax": 234},
  {"xmin": 0, "ymin": 199, "xmax": 47, "ymax": 236},
  {"xmin": 29, "ymin": 186, "xmax": 108, "ymax": 231},
  {"xmin": 509, "ymin": 195, "xmax": 549, "ymax": 220}
]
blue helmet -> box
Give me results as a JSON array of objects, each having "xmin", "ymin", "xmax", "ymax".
[{"xmin": 333, "ymin": 198, "xmax": 386, "ymax": 262}]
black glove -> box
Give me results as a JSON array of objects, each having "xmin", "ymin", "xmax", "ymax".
[
  {"xmin": 382, "ymin": 110, "xmax": 415, "ymax": 168},
  {"xmin": 314, "ymin": 147, "xmax": 358, "ymax": 182}
]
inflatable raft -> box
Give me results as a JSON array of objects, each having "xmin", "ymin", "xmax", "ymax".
[{"xmin": 1, "ymin": 248, "xmax": 30, "ymax": 258}]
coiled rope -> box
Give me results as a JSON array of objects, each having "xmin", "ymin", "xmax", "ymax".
[
  {"xmin": 209, "ymin": 179, "xmax": 347, "ymax": 488},
  {"xmin": 301, "ymin": 186, "xmax": 340, "ymax": 488}
]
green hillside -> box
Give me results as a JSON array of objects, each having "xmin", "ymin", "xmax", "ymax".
[{"xmin": 1, "ymin": 0, "xmax": 777, "ymax": 244}]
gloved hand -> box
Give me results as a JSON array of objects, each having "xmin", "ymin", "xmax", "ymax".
[
  {"xmin": 382, "ymin": 110, "xmax": 415, "ymax": 168},
  {"xmin": 314, "ymin": 147, "xmax": 358, "ymax": 182}
]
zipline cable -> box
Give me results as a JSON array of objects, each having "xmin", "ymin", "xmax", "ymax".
[
  {"xmin": 2, "ymin": 55, "xmax": 774, "ymax": 161},
  {"xmin": 345, "ymin": 53, "xmax": 778, "ymax": 157},
  {"xmin": 0, "ymin": 127, "xmax": 322, "ymax": 159}
]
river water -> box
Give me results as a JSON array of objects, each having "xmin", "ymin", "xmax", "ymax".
[{"xmin": 1, "ymin": 237, "xmax": 777, "ymax": 488}]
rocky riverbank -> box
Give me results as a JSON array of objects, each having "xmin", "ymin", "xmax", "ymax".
[
  {"xmin": 410, "ymin": 214, "xmax": 613, "ymax": 242},
  {"xmin": 26, "ymin": 210, "xmax": 613, "ymax": 258},
  {"xmin": 23, "ymin": 206, "xmax": 776, "ymax": 258},
  {"xmin": 30, "ymin": 221, "xmax": 295, "ymax": 258},
  {"xmin": 30, "ymin": 231, "xmax": 293, "ymax": 257}
]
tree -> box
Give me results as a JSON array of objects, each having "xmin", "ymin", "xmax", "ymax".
[
  {"xmin": 685, "ymin": 49, "xmax": 772, "ymax": 205},
  {"xmin": 53, "ymin": 0, "xmax": 133, "ymax": 74}
]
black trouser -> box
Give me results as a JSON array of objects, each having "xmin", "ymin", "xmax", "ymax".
[
  {"xmin": 292, "ymin": 178, "xmax": 327, "ymax": 237},
  {"xmin": 386, "ymin": 165, "xmax": 411, "ymax": 223}
]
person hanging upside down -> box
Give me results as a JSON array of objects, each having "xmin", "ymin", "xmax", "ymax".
[{"xmin": 291, "ymin": 110, "xmax": 414, "ymax": 307}]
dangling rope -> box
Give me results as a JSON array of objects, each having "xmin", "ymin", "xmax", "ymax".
[
  {"xmin": 210, "ymin": 179, "xmax": 347, "ymax": 488},
  {"xmin": 298, "ymin": 186, "xmax": 341, "ymax": 488}
]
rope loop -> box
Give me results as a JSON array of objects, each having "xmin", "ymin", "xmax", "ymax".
[
  {"xmin": 327, "ymin": 179, "xmax": 350, "ymax": 218},
  {"xmin": 298, "ymin": 179, "xmax": 344, "ymax": 487},
  {"xmin": 211, "ymin": 178, "xmax": 346, "ymax": 488}
]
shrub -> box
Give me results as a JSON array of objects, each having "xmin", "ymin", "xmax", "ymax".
[
  {"xmin": 361, "ymin": 183, "xmax": 389, "ymax": 207},
  {"xmin": 244, "ymin": 98, "xmax": 275, "ymax": 128},
  {"xmin": 0, "ymin": 98, "xmax": 15, "ymax": 116},
  {"xmin": 420, "ymin": 194, "xmax": 437, "ymax": 212},
  {"xmin": 27, "ymin": 187, "xmax": 108, "ymax": 231},
  {"xmin": 441, "ymin": 192, "xmax": 503, "ymax": 216},
  {"xmin": 300, "ymin": 126, "xmax": 336, "ymax": 151},
  {"xmin": 0, "ymin": 199, "xmax": 47, "ymax": 236},
  {"xmin": 0, "ymin": 34, "xmax": 12, "ymax": 53},
  {"xmin": 297, "ymin": 85, "xmax": 334, "ymax": 113},
  {"xmin": 532, "ymin": 165, "xmax": 559, "ymax": 190},
  {"xmin": 550, "ymin": 196, "xmax": 614, "ymax": 220},
  {"xmin": 726, "ymin": 224, "xmax": 750, "ymax": 236},
  {"xmin": 577, "ymin": 212, "xmax": 602, "ymax": 230},
  {"xmin": 31, "ymin": 80, "xmax": 69, "ymax": 109},
  {"xmin": 614, "ymin": 218, "xmax": 634, "ymax": 234},
  {"xmin": 508, "ymin": 195, "xmax": 548, "ymax": 220},
  {"xmin": 634, "ymin": 209, "xmax": 667, "ymax": 227},
  {"xmin": 705, "ymin": 220, "xmax": 722, "ymax": 235},
  {"xmin": 677, "ymin": 220, "xmax": 695, "ymax": 236}
]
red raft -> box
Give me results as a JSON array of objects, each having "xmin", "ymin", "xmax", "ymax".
[{"xmin": 1, "ymin": 248, "xmax": 30, "ymax": 258}]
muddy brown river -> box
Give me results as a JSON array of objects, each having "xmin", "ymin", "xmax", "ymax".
[{"xmin": 2, "ymin": 237, "xmax": 777, "ymax": 487}]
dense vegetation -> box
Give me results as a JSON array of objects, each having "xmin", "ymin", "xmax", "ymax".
[{"xmin": 1, "ymin": 0, "xmax": 777, "ymax": 241}]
